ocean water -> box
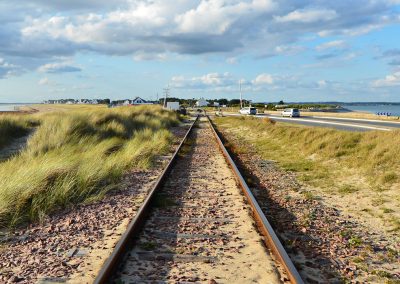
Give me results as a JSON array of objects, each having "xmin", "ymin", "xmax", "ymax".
[
  {"xmin": 0, "ymin": 104, "xmax": 26, "ymax": 112},
  {"xmin": 344, "ymin": 104, "xmax": 400, "ymax": 116}
]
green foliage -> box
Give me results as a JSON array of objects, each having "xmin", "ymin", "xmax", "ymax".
[{"xmin": 0, "ymin": 106, "xmax": 179, "ymax": 227}]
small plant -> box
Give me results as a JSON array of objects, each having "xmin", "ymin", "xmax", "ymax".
[
  {"xmin": 338, "ymin": 184, "xmax": 358, "ymax": 194},
  {"xmin": 348, "ymin": 236, "xmax": 363, "ymax": 247},
  {"xmin": 303, "ymin": 191, "xmax": 315, "ymax": 200},
  {"xmin": 382, "ymin": 208, "xmax": 394, "ymax": 213},
  {"xmin": 381, "ymin": 172, "xmax": 397, "ymax": 184}
]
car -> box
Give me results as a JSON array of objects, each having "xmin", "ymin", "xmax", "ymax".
[
  {"xmin": 239, "ymin": 107, "xmax": 257, "ymax": 115},
  {"xmin": 281, "ymin": 108, "xmax": 300, "ymax": 117}
]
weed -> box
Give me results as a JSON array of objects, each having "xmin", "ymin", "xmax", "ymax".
[
  {"xmin": 339, "ymin": 185, "xmax": 359, "ymax": 194},
  {"xmin": 303, "ymin": 191, "xmax": 315, "ymax": 200},
  {"xmin": 381, "ymin": 172, "xmax": 397, "ymax": 184},
  {"xmin": 371, "ymin": 270, "xmax": 394, "ymax": 279},
  {"xmin": 382, "ymin": 208, "xmax": 395, "ymax": 213},
  {"xmin": 348, "ymin": 236, "xmax": 363, "ymax": 247}
]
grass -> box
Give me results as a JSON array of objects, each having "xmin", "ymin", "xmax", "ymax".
[
  {"xmin": 0, "ymin": 115, "xmax": 35, "ymax": 150},
  {"xmin": 0, "ymin": 105, "xmax": 180, "ymax": 227},
  {"xmin": 214, "ymin": 116, "xmax": 400, "ymax": 190}
]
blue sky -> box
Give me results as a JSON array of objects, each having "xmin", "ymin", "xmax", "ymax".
[{"xmin": 0, "ymin": 0, "xmax": 400, "ymax": 103}]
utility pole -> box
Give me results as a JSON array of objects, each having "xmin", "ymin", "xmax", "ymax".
[
  {"xmin": 156, "ymin": 93, "xmax": 159, "ymax": 104},
  {"xmin": 163, "ymin": 86, "xmax": 170, "ymax": 108},
  {"xmin": 239, "ymin": 79, "xmax": 243, "ymax": 109}
]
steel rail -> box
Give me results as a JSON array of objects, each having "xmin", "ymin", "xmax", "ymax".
[
  {"xmin": 207, "ymin": 115, "xmax": 304, "ymax": 284},
  {"xmin": 94, "ymin": 115, "xmax": 199, "ymax": 284}
]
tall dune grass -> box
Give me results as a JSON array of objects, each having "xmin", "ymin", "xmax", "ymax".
[
  {"xmin": 0, "ymin": 106, "xmax": 179, "ymax": 227},
  {"xmin": 0, "ymin": 115, "xmax": 33, "ymax": 150}
]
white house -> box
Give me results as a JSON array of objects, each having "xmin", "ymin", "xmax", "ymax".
[
  {"xmin": 122, "ymin": 97, "xmax": 152, "ymax": 106},
  {"xmin": 166, "ymin": 102, "xmax": 180, "ymax": 111},
  {"xmin": 196, "ymin": 98, "xmax": 208, "ymax": 107}
]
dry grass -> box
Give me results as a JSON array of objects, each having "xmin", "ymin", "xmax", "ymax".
[
  {"xmin": 0, "ymin": 116, "xmax": 36, "ymax": 150},
  {"xmin": 0, "ymin": 105, "xmax": 179, "ymax": 227},
  {"xmin": 214, "ymin": 116, "xmax": 400, "ymax": 231}
]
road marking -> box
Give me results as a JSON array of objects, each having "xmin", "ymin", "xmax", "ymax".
[
  {"xmin": 311, "ymin": 116, "xmax": 400, "ymax": 124},
  {"xmin": 262, "ymin": 116, "xmax": 392, "ymax": 131}
]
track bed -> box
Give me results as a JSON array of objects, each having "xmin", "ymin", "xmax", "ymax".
[{"xmin": 113, "ymin": 118, "xmax": 282, "ymax": 283}]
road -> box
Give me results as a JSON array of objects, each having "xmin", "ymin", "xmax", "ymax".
[{"xmin": 224, "ymin": 113, "xmax": 400, "ymax": 131}]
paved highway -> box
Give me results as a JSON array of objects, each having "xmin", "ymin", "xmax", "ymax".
[{"xmin": 224, "ymin": 113, "xmax": 400, "ymax": 131}]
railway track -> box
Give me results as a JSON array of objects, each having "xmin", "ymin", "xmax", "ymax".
[{"xmin": 95, "ymin": 115, "xmax": 303, "ymax": 284}]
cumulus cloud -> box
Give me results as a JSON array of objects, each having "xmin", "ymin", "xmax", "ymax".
[
  {"xmin": 38, "ymin": 62, "xmax": 82, "ymax": 73},
  {"xmin": 0, "ymin": 0, "xmax": 398, "ymax": 63},
  {"xmin": 275, "ymin": 8, "xmax": 337, "ymax": 23},
  {"xmin": 171, "ymin": 72, "xmax": 237, "ymax": 90},
  {"xmin": 252, "ymin": 73, "xmax": 274, "ymax": 85},
  {"xmin": 372, "ymin": 71, "xmax": 400, "ymax": 87}
]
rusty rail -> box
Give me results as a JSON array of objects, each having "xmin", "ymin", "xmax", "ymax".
[
  {"xmin": 94, "ymin": 115, "xmax": 199, "ymax": 284},
  {"xmin": 207, "ymin": 115, "xmax": 304, "ymax": 284}
]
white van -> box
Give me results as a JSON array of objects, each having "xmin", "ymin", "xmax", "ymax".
[{"xmin": 281, "ymin": 108, "xmax": 300, "ymax": 117}]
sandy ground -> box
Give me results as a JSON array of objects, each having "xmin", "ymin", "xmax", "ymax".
[
  {"xmin": 115, "ymin": 118, "xmax": 284, "ymax": 283},
  {"xmin": 216, "ymin": 123, "xmax": 400, "ymax": 283}
]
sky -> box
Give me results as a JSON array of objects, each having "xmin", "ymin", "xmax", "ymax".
[{"xmin": 0, "ymin": 0, "xmax": 400, "ymax": 103}]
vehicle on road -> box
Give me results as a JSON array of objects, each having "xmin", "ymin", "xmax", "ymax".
[
  {"xmin": 281, "ymin": 108, "xmax": 300, "ymax": 117},
  {"xmin": 239, "ymin": 107, "xmax": 257, "ymax": 115}
]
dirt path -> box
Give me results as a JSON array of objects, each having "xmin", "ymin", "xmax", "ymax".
[{"xmin": 114, "ymin": 118, "xmax": 283, "ymax": 283}]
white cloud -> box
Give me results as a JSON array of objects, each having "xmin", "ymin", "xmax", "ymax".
[
  {"xmin": 275, "ymin": 8, "xmax": 337, "ymax": 23},
  {"xmin": 0, "ymin": 58, "xmax": 19, "ymax": 78},
  {"xmin": 226, "ymin": 57, "xmax": 238, "ymax": 64},
  {"xmin": 38, "ymin": 62, "xmax": 82, "ymax": 73},
  {"xmin": 38, "ymin": 77, "xmax": 50, "ymax": 85},
  {"xmin": 252, "ymin": 73, "xmax": 274, "ymax": 85},
  {"xmin": 316, "ymin": 40, "xmax": 346, "ymax": 51},
  {"xmin": 175, "ymin": 0, "xmax": 276, "ymax": 34},
  {"xmin": 372, "ymin": 71, "xmax": 400, "ymax": 87},
  {"xmin": 133, "ymin": 51, "xmax": 167, "ymax": 61}
]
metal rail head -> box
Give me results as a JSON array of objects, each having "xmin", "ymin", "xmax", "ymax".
[
  {"xmin": 206, "ymin": 115, "xmax": 304, "ymax": 284},
  {"xmin": 94, "ymin": 116, "xmax": 199, "ymax": 284}
]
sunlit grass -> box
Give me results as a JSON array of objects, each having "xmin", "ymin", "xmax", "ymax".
[
  {"xmin": 215, "ymin": 116, "xmax": 400, "ymax": 188},
  {"xmin": 0, "ymin": 105, "xmax": 179, "ymax": 227}
]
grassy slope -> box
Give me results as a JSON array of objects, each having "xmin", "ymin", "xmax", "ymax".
[
  {"xmin": 0, "ymin": 116, "xmax": 33, "ymax": 150},
  {"xmin": 214, "ymin": 116, "xmax": 400, "ymax": 232},
  {"xmin": 0, "ymin": 106, "xmax": 179, "ymax": 227}
]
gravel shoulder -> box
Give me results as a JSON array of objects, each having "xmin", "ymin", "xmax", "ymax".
[
  {"xmin": 214, "ymin": 120, "xmax": 400, "ymax": 283},
  {"xmin": 0, "ymin": 122, "xmax": 191, "ymax": 284}
]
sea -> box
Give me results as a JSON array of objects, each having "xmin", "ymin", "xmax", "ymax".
[
  {"xmin": 0, "ymin": 103, "xmax": 29, "ymax": 112},
  {"xmin": 344, "ymin": 104, "xmax": 400, "ymax": 116}
]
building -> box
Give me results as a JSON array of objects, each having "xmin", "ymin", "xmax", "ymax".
[
  {"xmin": 196, "ymin": 98, "xmax": 208, "ymax": 107},
  {"xmin": 166, "ymin": 102, "xmax": 180, "ymax": 111},
  {"xmin": 121, "ymin": 97, "xmax": 152, "ymax": 106}
]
